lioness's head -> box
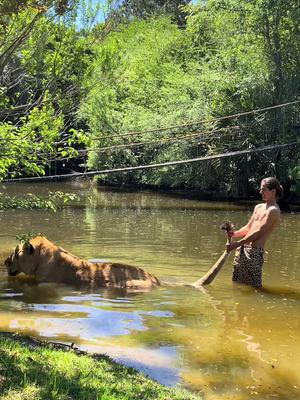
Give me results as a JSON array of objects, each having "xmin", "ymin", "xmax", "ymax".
[{"xmin": 5, "ymin": 242, "xmax": 35, "ymax": 276}]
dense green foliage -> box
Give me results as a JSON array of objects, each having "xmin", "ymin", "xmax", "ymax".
[
  {"xmin": 1, "ymin": 0, "xmax": 300, "ymax": 200},
  {"xmin": 0, "ymin": 0, "xmax": 94, "ymax": 181},
  {"xmin": 80, "ymin": 0, "xmax": 300, "ymax": 198},
  {"xmin": 0, "ymin": 333, "xmax": 201, "ymax": 399},
  {"xmin": 0, "ymin": 0, "xmax": 94, "ymax": 208}
]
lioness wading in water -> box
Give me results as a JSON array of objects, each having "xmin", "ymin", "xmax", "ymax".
[
  {"xmin": 226, "ymin": 177, "xmax": 282, "ymax": 288},
  {"xmin": 5, "ymin": 236, "xmax": 159, "ymax": 290}
]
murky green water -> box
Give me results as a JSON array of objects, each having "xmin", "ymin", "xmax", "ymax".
[{"xmin": 0, "ymin": 182, "xmax": 299, "ymax": 399}]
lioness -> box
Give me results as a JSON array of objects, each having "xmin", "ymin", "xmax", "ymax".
[{"xmin": 5, "ymin": 236, "xmax": 160, "ymax": 290}]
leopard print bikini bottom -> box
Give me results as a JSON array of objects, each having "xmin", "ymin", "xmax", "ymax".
[{"xmin": 232, "ymin": 245, "xmax": 264, "ymax": 288}]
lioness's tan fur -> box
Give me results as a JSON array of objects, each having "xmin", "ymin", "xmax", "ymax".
[{"xmin": 5, "ymin": 236, "xmax": 159, "ymax": 290}]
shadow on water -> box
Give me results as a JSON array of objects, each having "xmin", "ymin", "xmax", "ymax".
[
  {"xmin": 1, "ymin": 276, "xmax": 149, "ymax": 302},
  {"xmin": 259, "ymin": 285, "xmax": 300, "ymax": 300}
]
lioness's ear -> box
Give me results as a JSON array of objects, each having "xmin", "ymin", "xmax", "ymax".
[{"xmin": 24, "ymin": 243, "xmax": 34, "ymax": 255}]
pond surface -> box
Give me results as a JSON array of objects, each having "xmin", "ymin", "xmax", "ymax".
[{"xmin": 0, "ymin": 182, "xmax": 299, "ymax": 400}]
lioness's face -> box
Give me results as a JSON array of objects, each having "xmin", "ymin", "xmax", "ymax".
[{"xmin": 5, "ymin": 243, "xmax": 35, "ymax": 276}]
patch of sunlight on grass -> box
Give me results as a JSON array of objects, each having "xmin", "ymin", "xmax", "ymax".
[{"xmin": 1, "ymin": 385, "xmax": 42, "ymax": 400}]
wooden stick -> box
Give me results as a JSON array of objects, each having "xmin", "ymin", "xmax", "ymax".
[{"xmin": 192, "ymin": 223, "xmax": 233, "ymax": 287}]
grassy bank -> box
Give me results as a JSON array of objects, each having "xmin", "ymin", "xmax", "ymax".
[{"xmin": 0, "ymin": 333, "xmax": 201, "ymax": 400}]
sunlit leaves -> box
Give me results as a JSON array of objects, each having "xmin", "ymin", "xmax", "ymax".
[{"xmin": 80, "ymin": 2, "xmax": 300, "ymax": 195}]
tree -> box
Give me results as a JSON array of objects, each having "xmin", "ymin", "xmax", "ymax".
[
  {"xmin": 110, "ymin": 0, "xmax": 190, "ymax": 26},
  {"xmin": 181, "ymin": 0, "xmax": 300, "ymax": 195},
  {"xmin": 0, "ymin": 1, "xmax": 80, "ymax": 74},
  {"xmin": 79, "ymin": 1, "xmax": 300, "ymax": 197},
  {"xmin": 0, "ymin": 0, "xmax": 95, "ymax": 180}
]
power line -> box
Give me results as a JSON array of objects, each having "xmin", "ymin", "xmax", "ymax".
[
  {"xmin": 1, "ymin": 98, "xmax": 299, "ymax": 178},
  {"xmin": 39, "ymin": 99, "xmax": 296, "ymax": 154},
  {"xmin": 0, "ymin": 102, "xmax": 296, "ymax": 167},
  {"xmin": 0, "ymin": 100, "xmax": 298, "ymax": 149},
  {"xmin": 90, "ymin": 100, "xmax": 300, "ymax": 140},
  {"xmin": 2, "ymin": 97, "xmax": 293, "ymax": 146},
  {"xmin": 76, "ymin": 128, "xmax": 238, "ymax": 154},
  {"xmin": 4, "ymin": 142, "xmax": 298, "ymax": 183}
]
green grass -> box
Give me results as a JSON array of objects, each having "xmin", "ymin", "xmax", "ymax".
[{"xmin": 0, "ymin": 333, "xmax": 201, "ymax": 400}]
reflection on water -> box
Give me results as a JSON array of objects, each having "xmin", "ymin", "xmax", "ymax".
[{"xmin": 0, "ymin": 182, "xmax": 300, "ymax": 399}]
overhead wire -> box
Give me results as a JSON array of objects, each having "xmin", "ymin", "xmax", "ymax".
[
  {"xmin": 1, "ymin": 99, "xmax": 298, "ymax": 173},
  {"xmin": 0, "ymin": 124, "xmax": 241, "ymax": 161},
  {"xmin": 4, "ymin": 142, "xmax": 299, "ymax": 182},
  {"xmin": 0, "ymin": 99, "xmax": 299, "ymax": 146},
  {"xmin": 76, "ymin": 127, "xmax": 240, "ymax": 154},
  {"xmin": 89, "ymin": 100, "xmax": 300, "ymax": 140},
  {"xmin": 8, "ymin": 98, "xmax": 290, "ymax": 158}
]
